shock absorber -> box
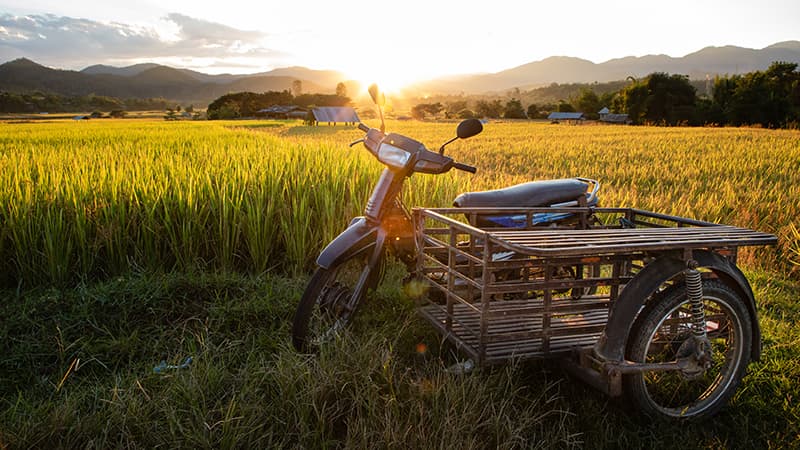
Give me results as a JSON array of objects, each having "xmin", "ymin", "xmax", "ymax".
[
  {"xmin": 683, "ymin": 259, "xmax": 713, "ymax": 372},
  {"xmin": 685, "ymin": 260, "xmax": 706, "ymax": 337}
]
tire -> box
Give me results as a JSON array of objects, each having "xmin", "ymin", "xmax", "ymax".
[
  {"xmin": 291, "ymin": 249, "xmax": 378, "ymax": 352},
  {"xmin": 624, "ymin": 279, "xmax": 752, "ymax": 420}
]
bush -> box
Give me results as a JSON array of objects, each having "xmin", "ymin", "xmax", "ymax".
[
  {"xmin": 457, "ymin": 109, "xmax": 476, "ymax": 119},
  {"xmin": 503, "ymin": 99, "xmax": 527, "ymax": 119}
]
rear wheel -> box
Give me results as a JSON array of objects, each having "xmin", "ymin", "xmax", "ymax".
[
  {"xmin": 291, "ymin": 250, "xmax": 378, "ymax": 352},
  {"xmin": 625, "ymin": 279, "xmax": 752, "ymax": 419}
]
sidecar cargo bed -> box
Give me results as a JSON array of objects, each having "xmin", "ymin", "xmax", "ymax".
[
  {"xmin": 417, "ymin": 207, "xmax": 776, "ymax": 257},
  {"xmin": 412, "ymin": 207, "xmax": 777, "ymax": 365},
  {"xmin": 488, "ymin": 225, "xmax": 774, "ymax": 257}
]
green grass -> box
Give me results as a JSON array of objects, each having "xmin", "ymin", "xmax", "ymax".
[{"xmin": 1, "ymin": 269, "xmax": 799, "ymax": 448}]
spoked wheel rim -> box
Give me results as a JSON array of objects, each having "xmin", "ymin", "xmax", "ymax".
[
  {"xmin": 294, "ymin": 251, "xmax": 375, "ymax": 352},
  {"xmin": 638, "ymin": 295, "xmax": 745, "ymax": 418}
]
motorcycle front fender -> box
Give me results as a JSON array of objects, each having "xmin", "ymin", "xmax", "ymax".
[{"xmin": 316, "ymin": 217, "xmax": 378, "ymax": 270}]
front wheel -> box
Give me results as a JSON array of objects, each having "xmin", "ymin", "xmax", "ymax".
[
  {"xmin": 625, "ymin": 279, "xmax": 753, "ymax": 419},
  {"xmin": 291, "ymin": 250, "xmax": 378, "ymax": 352}
]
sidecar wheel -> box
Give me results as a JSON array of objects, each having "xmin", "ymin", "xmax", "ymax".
[
  {"xmin": 291, "ymin": 250, "xmax": 377, "ymax": 353},
  {"xmin": 624, "ymin": 279, "xmax": 752, "ymax": 420}
]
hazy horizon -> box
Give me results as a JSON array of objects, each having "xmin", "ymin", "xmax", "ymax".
[{"xmin": 1, "ymin": 0, "xmax": 799, "ymax": 90}]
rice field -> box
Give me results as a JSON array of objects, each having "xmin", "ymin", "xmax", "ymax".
[
  {"xmin": 2, "ymin": 118, "xmax": 800, "ymax": 447},
  {"xmin": 0, "ymin": 119, "xmax": 798, "ymax": 287}
]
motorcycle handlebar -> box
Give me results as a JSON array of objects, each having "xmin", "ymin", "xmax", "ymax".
[
  {"xmin": 452, "ymin": 162, "xmax": 477, "ymax": 174},
  {"xmin": 356, "ymin": 124, "xmax": 477, "ymax": 175}
]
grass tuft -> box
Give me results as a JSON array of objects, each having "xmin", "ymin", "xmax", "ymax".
[{"xmin": 2, "ymin": 270, "xmax": 799, "ymax": 448}]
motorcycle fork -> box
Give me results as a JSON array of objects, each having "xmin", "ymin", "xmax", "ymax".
[{"xmin": 383, "ymin": 199, "xmax": 417, "ymax": 271}]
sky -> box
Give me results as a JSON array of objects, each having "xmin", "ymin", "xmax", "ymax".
[{"xmin": 1, "ymin": 0, "xmax": 798, "ymax": 90}]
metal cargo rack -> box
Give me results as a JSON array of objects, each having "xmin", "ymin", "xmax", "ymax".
[{"xmin": 412, "ymin": 206, "xmax": 777, "ymax": 366}]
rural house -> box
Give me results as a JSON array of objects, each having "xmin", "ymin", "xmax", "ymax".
[
  {"xmin": 598, "ymin": 107, "xmax": 630, "ymax": 124},
  {"xmin": 311, "ymin": 107, "xmax": 360, "ymax": 126},
  {"xmin": 547, "ymin": 112, "xmax": 585, "ymax": 124},
  {"xmin": 256, "ymin": 105, "xmax": 308, "ymax": 119}
]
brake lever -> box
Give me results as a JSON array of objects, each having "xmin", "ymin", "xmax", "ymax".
[{"xmin": 349, "ymin": 138, "xmax": 365, "ymax": 147}]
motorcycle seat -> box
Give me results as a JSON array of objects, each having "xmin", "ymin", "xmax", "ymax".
[{"xmin": 452, "ymin": 178, "xmax": 589, "ymax": 208}]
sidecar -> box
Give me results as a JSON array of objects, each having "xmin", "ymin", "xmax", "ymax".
[{"xmin": 412, "ymin": 206, "xmax": 777, "ymax": 419}]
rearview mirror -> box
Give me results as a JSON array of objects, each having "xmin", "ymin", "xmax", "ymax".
[
  {"xmin": 368, "ymin": 84, "xmax": 385, "ymax": 106},
  {"xmin": 456, "ymin": 118, "xmax": 483, "ymax": 139},
  {"xmin": 439, "ymin": 118, "xmax": 484, "ymax": 155}
]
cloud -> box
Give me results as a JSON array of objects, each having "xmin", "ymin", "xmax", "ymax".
[
  {"xmin": 0, "ymin": 13, "xmax": 287, "ymax": 70},
  {"xmin": 166, "ymin": 13, "xmax": 266, "ymax": 44}
]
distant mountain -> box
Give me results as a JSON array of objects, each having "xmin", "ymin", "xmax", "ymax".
[
  {"xmin": 2, "ymin": 41, "xmax": 798, "ymax": 101},
  {"xmin": 81, "ymin": 63, "xmax": 160, "ymax": 77},
  {"xmin": 408, "ymin": 41, "xmax": 800, "ymax": 94},
  {"xmin": 79, "ymin": 63, "xmax": 347, "ymax": 88},
  {"xmin": 0, "ymin": 58, "xmax": 349, "ymax": 104},
  {"xmin": 0, "ymin": 58, "xmax": 121, "ymax": 96},
  {"xmin": 260, "ymin": 66, "xmax": 346, "ymax": 86}
]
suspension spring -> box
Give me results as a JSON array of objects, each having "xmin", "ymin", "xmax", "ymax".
[{"xmin": 685, "ymin": 261, "xmax": 706, "ymax": 337}]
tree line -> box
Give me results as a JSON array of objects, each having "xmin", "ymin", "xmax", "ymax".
[
  {"xmin": 411, "ymin": 62, "xmax": 800, "ymax": 128},
  {"xmin": 0, "ymin": 91, "xmax": 176, "ymax": 114},
  {"xmin": 206, "ymin": 90, "xmax": 351, "ymax": 120}
]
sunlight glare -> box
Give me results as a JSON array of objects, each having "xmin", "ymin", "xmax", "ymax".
[{"xmin": 345, "ymin": 64, "xmax": 417, "ymax": 95}]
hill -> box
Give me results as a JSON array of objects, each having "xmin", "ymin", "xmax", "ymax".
[
  {"xmin": 0, "ymin": 59, "xmax": 349, "ymax": 105},
  {"xmin": 1, "ymin": 41, "xmax": 798, "ymax": 102},
  {"xmin": 81, "ymin": 63, "xmax": 349, "ymax": 87},
  {"xmin": 407, "ymin": 41, "xmax": 800, "ymax": 94},
  {"xmin": 81, "ymin": 63, "xmax": 161, "ymax": 77}
]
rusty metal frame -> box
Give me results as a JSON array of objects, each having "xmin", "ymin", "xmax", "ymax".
[{"xmin": 413, "ymin": 206, "xmax": 777, "ymax": 380}]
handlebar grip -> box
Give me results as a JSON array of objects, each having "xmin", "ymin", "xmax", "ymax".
[
  {"xmin": 357, "ymin": 122, "xmax": 369, "ymax": 132},
  {"xmin": 453, "ymin": 162, "xmax": 477, "ymax": 174}
]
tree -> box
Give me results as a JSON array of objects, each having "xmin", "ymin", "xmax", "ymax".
[
  {"xmin": 475, "ymin": 99, "xmax": 504, "ymax": 118},
  {"xmin": 615, "ymin": 83, "xmax": 648, "ymax": 124},
  {"xmin": 574, "ymin": 88, "xmax": 601, "ymax": 119},
  {"xmin": 445, "ymin": 100, "xmax": 469, "ymax": 119},
  {"xmin": 644, "ymin": 73, "xmax": 696, "ymax": 125},
  {"xmin": 526, "ymin": 103, "xmax": 540, "ymax": 119},
  {"xmin": 714, "ymin": 62, "xmax": 800, "ymax": 128},
  {"xmin": 292, "ymin": 80, "xmax": 303, "ymax": 96},
  {"xmin": 411, "ymin": 102, "xmax": 443, "ymax": 120},
  {"xmin": 293, "ymin": 93, "xmax": 350, "ymax": 107},
  {"xmin": 539, "ymin": 103, "xmax": 557, "ymax": 118},
  {"xmin": 457, "ymin": 109, "xmax": 476, "ymax": 119},
  {"xmin": 410, "ymin": 104, "xmax": 425, "ymax": 120},
  {"xmin": 615, "ymin": 73, "xmax": 696, "ymax": 125},
  {"xmin": 336, "ymin": 82, "xmax": 347, "ymax": 98},
  {"xmin": 206, "ymin": 91, "xmax": 293, "ymax": 119},
  {"xmin": 556, "ymin": 101, "xmax": 575, "ymax": 112},
  {"xmin": 599, "ymin": 92, "xmax": 618, "ymax": 112},
  {"xmin": 503, "ymin": 98, "xmax": 526, "ymax": 119},
  {"xmin": 207, "ymin": 100, "xmax": 240, "ymax": 120}
]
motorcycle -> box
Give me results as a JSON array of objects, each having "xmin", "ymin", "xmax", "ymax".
[
  {"xmin": 291, "ymin": 85, "xmax": 599, "ymax": 352},
  {"xmin": 290, "ymin": 84, "xmax": 777, "ymax": 420}
]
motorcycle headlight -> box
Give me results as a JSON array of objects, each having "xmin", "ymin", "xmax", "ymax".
[{"xmin": 377, "ymin": 143, "xmax": 411, "ymax": 169}]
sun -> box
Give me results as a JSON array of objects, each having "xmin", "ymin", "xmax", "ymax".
[{"xmin": 344, "ymin": 64, "xmax": 419, "ymax": 95}]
